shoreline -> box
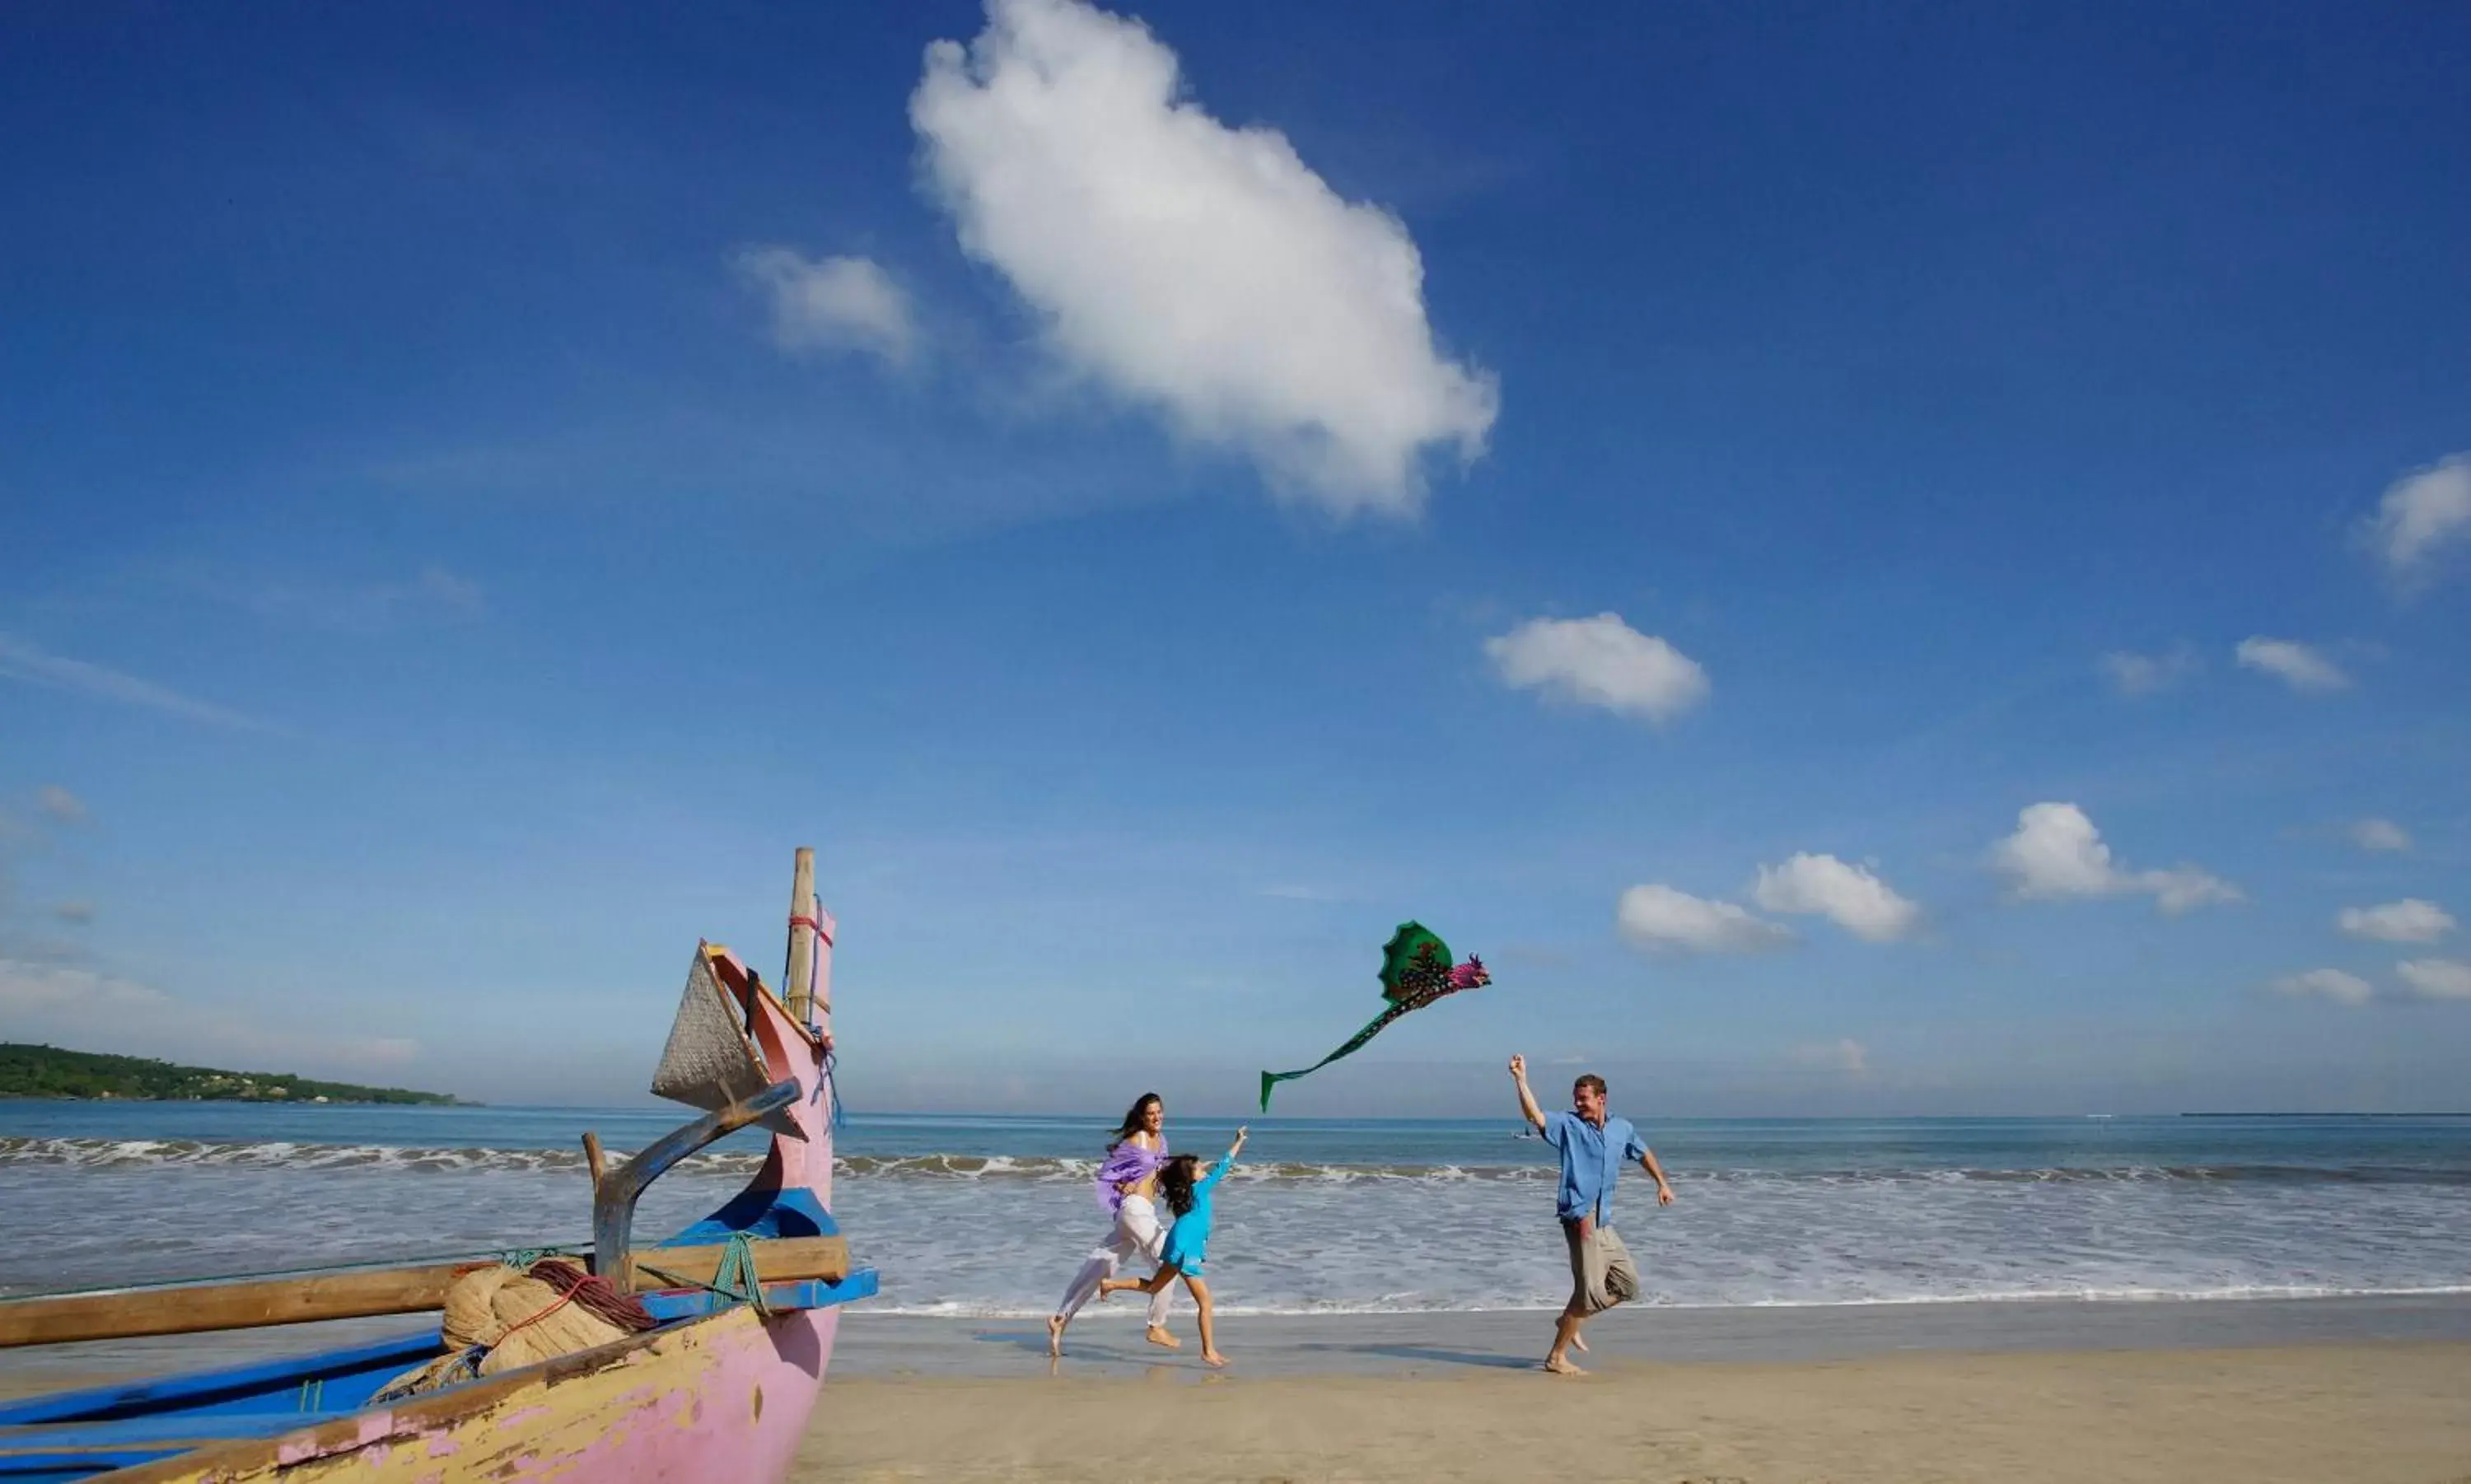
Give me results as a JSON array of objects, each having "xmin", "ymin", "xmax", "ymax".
[
  {"xmin": 833, "ymin": 1290, "xmax": 2471, "ymax": 1376},
  {"xmin": 10, "ymin": 1290, "xmax": 2468, "ymax": 1390}
]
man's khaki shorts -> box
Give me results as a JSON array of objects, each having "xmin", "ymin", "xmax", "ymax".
[{"xmin": 1562, "ymin": 1218, "xmax": 1641, "ymax": 1316}]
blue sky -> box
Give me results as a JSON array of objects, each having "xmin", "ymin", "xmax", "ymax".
[{"xmin": 2, "ymin": 0, "xmax": 2467, "ymax": 1115}]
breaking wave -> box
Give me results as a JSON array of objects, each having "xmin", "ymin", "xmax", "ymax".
[{"xmin": 5, "ymin": 1137, "xmax": 2466, "ymax": 1188}]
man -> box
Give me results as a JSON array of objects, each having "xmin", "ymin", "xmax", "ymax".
[{"xmin": 1509, "ymin": 1052, "xmax": 1675, "ymax": 1375}]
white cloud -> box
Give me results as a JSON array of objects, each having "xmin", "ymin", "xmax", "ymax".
[
  {"xmin": 732, "ymin": 247, "xmax": 918, "ymax": 367},
  {"xmin": 1988, "ymin": 802, "xmax": 2241, "ymax": 915},
  {"xmin": 910, "ymin": 0, "xmax": 1497, "ymax": 515},
  {"xmin": 196, "ymin": 566, "xmax": 483, "ymax": 632},
  {"xmin": 1787, "ymin": 1038, "xmax": 1870, "ymax": 1076},
  {"xmin": 2349, "ymin": 817, "xmax": 2412, "ymax": 852},
  {"xmin": 2271, "ymin": 968, "xmax": 2374, "ymax": 1006},
  {"xmin": 0, "ymin": 634, "xmax": 266, "ymax": 730},
  {"xmin": 2359, "ymin": 453, "xmax": 2471, "ymax": 585},
  {"xmin": 2235, "ymin": 637, "xmax": 2349, "ymax": 693},
  {"xmin": 2337, "ymin": 898, "xmax": 2456, "ymax": 945},
  {"xmin": 2395, "ymin": 959, "xmax": 2471, "ymax": 1002},
  {"xmin": 36, "ymin": 786, "xmax": 88, "ymax": 826},
  {"xmin": 1615, "ymin": 884, "xmax": 1792, "ymax": 954},
  {"xmin": 2142, "ymin": 866, "xmax": 2244, "ymax": 916},
  {"xmin": 1752, "ymin": 853, "xmax": 1920, "ymax": 942},
  {"xmin": 2099, "ymin": 645, "xmax": 2199, "ymax": 697},
  {"xmin": 0, "ymin": 959, "xmax": 418, "ymax": 1070},
  {"xmin": 1485, "ymin": 614, "xmax": 1709, "ymax": 725}
]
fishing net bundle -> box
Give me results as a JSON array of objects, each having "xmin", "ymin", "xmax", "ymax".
[{"xmin": 374, "ymin": 1259, "xmax": 656, "ymax": 1401}]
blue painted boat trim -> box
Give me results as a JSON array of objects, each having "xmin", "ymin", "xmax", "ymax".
[
  {"xmin": 638, "ymin": 1268, "xmax": 877, "ymax": 1322},
  {"xmin": 666, "ymin": 1184, "xmax": 838, "ymax": 1244},
  {"xmin": 0, "ymin": 1332, "xmax": 437, "ymax": 1427}
]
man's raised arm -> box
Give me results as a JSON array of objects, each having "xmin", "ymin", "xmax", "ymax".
[{"xmin": 1508, "ymin": 1053, "xmax": 1548, "ymax": 1131}]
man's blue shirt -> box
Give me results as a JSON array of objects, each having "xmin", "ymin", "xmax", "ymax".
[{"xmin": 1543, "ymin": 1110, "xmax": 1648, "ymax": 1224}]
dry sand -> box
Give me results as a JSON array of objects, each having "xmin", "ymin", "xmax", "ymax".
[{"xmin": 796, "ymin": 1343, "xmax": 2471, "ymax": 1483}]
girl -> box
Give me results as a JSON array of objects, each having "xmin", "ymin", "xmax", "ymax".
[
  {"xmin": 1047, "ymin": 1093, "xmax": 1179, "ymax": 1358},
  {"xmin": 1100, "ymin": 1125, "xmax": 1246, "ymax": 1366}
]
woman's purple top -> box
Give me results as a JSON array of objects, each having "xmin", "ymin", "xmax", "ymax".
[{"xmin": 1095, "ymin": 1136, "xmax": 1168, "ymax": 1214}]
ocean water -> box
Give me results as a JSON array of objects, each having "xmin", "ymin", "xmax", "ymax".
[{"xmin": 2, "ymin": 1103, "xmax": 2467, "ymax": 1318}]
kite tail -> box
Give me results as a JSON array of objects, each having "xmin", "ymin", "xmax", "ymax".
[{"xmin": 1259, "ymin": 1004, "xmax": 1405, "ymax": 1110}]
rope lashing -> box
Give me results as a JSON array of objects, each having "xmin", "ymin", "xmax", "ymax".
[
  {"xmin": 712, "ymin": 1232, "xmax": 771, "ymax": 1318},
  {"xmin": 525, "ymin": 1258, "xmax": 655, "ymax": 1332},
  {"xmin": 640, "ymin": 1232, "xmax": 770, "ymax": 1318}
]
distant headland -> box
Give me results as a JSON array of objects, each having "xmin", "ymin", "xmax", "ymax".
[{"xmin": 0, "ymin": 1043, "xmax": 465, "ymax": 1104}]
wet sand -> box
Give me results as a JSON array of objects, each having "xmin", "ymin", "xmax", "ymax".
[{"xmin": 796, "ymin": 1299, "xmax": 2471, "ymax": 1482}]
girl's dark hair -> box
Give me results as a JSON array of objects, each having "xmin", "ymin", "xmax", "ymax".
[
  {"xmin": 1107, "ymin": 1093, "xmax": 1163, "ymax": 1152},
  {"xmin": 1158, "ymin": 1154, "xmax": 1202, "ymax": 1217}
]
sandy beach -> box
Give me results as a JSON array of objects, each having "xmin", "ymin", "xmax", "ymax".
[
  {"xmin": 796, "ymin": 1301, "xmax": 2471, "ymax": 1483},
  {"xmin": 798, "ymin": 1346, "xmax": 2471, "ymax": 1483}
]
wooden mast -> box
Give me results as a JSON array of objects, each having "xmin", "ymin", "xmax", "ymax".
[{"xmin": 784, "ymin": 847, "xmax": 817, "ymax": 1024}]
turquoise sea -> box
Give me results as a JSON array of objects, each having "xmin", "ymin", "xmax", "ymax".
[{"xmin": 4, "ymin": 1103, "xmax": 2466, "ymax": 1317}]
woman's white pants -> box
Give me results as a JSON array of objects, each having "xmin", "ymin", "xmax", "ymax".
[{"xmin": 1053, "ymin": 1193, "xmax": 1175, "ymax": 1327}]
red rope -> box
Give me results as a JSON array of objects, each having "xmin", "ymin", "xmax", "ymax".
[{"xmin": 526, "ymin": 1258, "xmax": 656, "ymax": 1332}]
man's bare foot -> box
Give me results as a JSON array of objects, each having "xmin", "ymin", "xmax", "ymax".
[
  {"xmin": 1570, "ymin": 1332, "xmax": 1589, "ymax": 1353},
  {"xmin": 1543, "ymin": 1354, "xmax": 1587, "ymax": 1376},
  {"xmin": 1201, "ymin": 1350, "xmax": 1227, "ymax": 1368},
  {"xmin": 1045, "ymin": 1314, "xmax": 1065, "ymax": 1359},
  {"xmin": 1145, "ymin": 1324, "xmax": 1181, "ymax": 1350}
]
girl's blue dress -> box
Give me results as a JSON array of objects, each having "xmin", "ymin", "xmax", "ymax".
[{"xmin": 1160, "ymin": 1154, "xmax": 1235, "ymax": 1275}]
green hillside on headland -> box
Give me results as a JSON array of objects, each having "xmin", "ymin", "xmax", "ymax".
[{"xmin": 0, "ymin": 1043, "xmax": 462, "ymax": 1104}]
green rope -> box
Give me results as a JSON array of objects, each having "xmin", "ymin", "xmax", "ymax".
[
  {"xmin": 637, "ymin": 1233, "xmax": 770, "ymax": 1318},
  {"xmin": 498, "ymin": 1245, "xmax": 578, "ymax": 1271},
  {"xmin": 711, "ymin": 1233, "xmax": 771, "ymax": 1318}
]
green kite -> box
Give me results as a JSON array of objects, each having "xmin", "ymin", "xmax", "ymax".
[{"xmin": 1259, "ymin": 922, "xmax": 1491, "ymax": 1110}]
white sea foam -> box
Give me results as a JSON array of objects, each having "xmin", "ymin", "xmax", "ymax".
[{"xmin": 5, "ymin": 1117, "xmax": 2467, "ymax": 1315}]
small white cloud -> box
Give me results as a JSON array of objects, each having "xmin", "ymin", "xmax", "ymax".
[
  {"xmin": 910, "ymin": 0, "xmax": 1497, "ymax": 514},
  {"xmin": 1616, "ymin": 884, "xmax": 1792, "ymax": 955},
  {"xmin": 1990, "ymin": 803, "xmax": 2123, "ymax": 899},
  {"xmin": 36, "ymin": 786, "xmax": 88, "ymax": 826},
  {"xmin": 2235, "ymin": 637, "xmax": 2349, "ymax": 693},
  {"xmin": 1988, "ymin": 802, "xmax": 2241, "ymax": 915},
  {"xmin": 0, "ymin": 634, "xmax": 266, "ymax": 730},
  {"xmin": 2358, "ymin": 453, "xmax": 2471, "ymax": 586},
  {"xmin": 199, "ymin": 567, "xmax": 483, "ymax": 631},
  {"xmin": 413, "ymin": 567, "xmax": 486, "ymax": 620},
  {"xmin": 733, "ymin": 248, "xmax": 918, "ymax": 368},
  {"xmin": 1787, "ymin": 1038, "xmax": 1870, "ymax": 1076},
  {"xmin": 2142, "ymin": 865, "xmax": 2244, "ymax": 917},
  {"xmin": 1486, "ymin": 614, "xmax": 1709, "ymax": 725},
  {"xmin": 1752, "ymin": 853, "xmax": 1920, "ymax": 942},
  {"xmin": 2099, "ymin": 645, "xmax": 2200, "ymax": 697},
  {"xmin": 2395, "ymin": 959, "xmax": 2471, "ymax": 1002},
  {"xmin": 2348, "ymin": 817, "xmax": 2412, "ymax": 852},
  {"xmin": 2338, "ymin": 898, "xmax": 2456, "ymax": 945},
  {"xmin": 2272, "ymin": 968, "xmax": 2374, "ymax": 1006}
]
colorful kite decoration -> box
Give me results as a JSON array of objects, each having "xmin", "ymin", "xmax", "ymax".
[{"xmin": 1259, "ymin": 922, "xmax": 1491, "ymax": 1110}]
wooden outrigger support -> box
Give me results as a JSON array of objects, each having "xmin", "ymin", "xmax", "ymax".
[
  {"xmin": 0, "ymin": 1233, "xmax": 850, "ymax": 1349},
  {"xmin": 589, "ymin": 1076, "xmax": 801, "ymax": 1295}
]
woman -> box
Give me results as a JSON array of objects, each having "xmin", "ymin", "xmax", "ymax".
[{"xmin": 1046, "ymin": 1092, "xmax": 1180, "ymax": 1358}]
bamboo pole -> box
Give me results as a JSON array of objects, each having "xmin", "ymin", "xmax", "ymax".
[{"xmin": 784, "ymin": 846, "xmax": 817, "ymax": 1024}]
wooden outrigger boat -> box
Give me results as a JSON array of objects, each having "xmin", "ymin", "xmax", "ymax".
[{"xmin": 0, "ymin": 849, "xmax": 875, "ymax": 1483}]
